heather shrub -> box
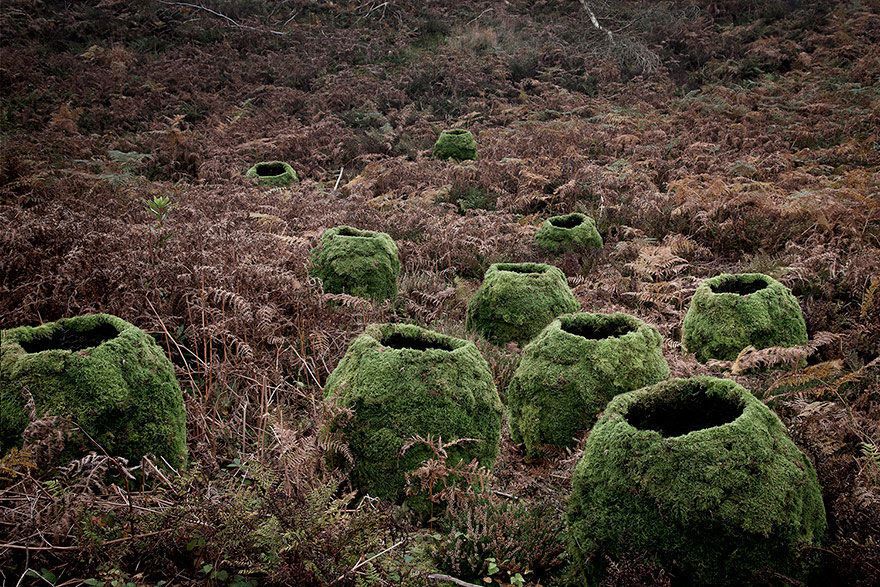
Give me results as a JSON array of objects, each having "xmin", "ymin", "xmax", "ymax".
[
  {"xmin": 508, "ymin": 312, "xmax": 669, "ymax": 456},
  {"xmin": 310, "ymin": 225, "xmax": 401, "ymax": 301},
  {"xmin": 568, "ymin": 377, "xmax": 827, "ymax": 585},
  {"xmin": 323, "ymin": 324, "xmax": 503, "ymax": 513},
  {"xmin": 683, "ymin": 273, "xmax": 808, "ymax": 362},
  {"xmin": 0, "ymin": 314, "xmax": 186, "ymax": 468},
  {"xmin": 466, "ymin": 262, "xmax": 579, "ymax": 345}
]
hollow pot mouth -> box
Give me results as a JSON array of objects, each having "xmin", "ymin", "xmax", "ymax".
[
  {"xmin": 558, "ymin": 313, "xmax": 638, "ymax": 340},
  {"xmin": 372, "ymin": 325, "xmax": 464, "ymax": 353},
  {"xmin": 623, "ymin": 379, "xmax": 746, "ymax": 438},
  {"xmin": 708, "ymin": 274, "xmax": 771, "ymax": 296},
  {"xmin": 443, "ymin": 129, "xmax": 470, "ymax": 136},
  {"xmin": 548, "ymin": 214, "xmax": 585, "ymax": 229},
  {"xmin": 493, "ymin": 262, "xmax": 550, "ymax": 276},
  {"xmin": 253, "ymin": 161, "xmax": 289, "ymax": 177},
  {"xmin": 335, "ymin": 226, "xmax": 378, "ymax": 239},
  {"xmin": 17, "ymin": 318, "xmax": 121, "ymax": 354}
]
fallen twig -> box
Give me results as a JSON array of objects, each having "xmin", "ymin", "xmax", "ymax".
[
  {"xmin": 427, "ymin": 574, "xmax": 483, "ymax": 587},
  {"xmin": 159, "ymin": 1, "xmax": 287, "ymax": 36}
]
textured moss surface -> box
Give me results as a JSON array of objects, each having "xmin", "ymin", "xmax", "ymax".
[
  {"xmin": 245, "ymin": 160, "xmax": 298, "ymax": 187},
  {"xmin": 466, "ymin": 263, "xmax": 578, "ymax": 345},
  {"xmin": 324, "ymin": 324, "xmax": 502, "ymax": 511},
  {"xmin": 568, "ymin": 376, "xmax": 826, "ymax": 585},
  {"xmin": 508, "ymin": 312, "xmax": 668, "ymax": 456},
  {"xmin": 433, "ymin": 129, "xmax": 477, "ymax": 161},
  {"xmin": 535, "ymin": 213, "xmax": 603, "ymax": 253},
  {"xmin": 0, "ymin": 314, "xmax": 187, "ymax": 468},
  {"xmin": 682, "ymin": 273, "xmax": 808, "ymax": 362},
  {"xmin": 310, "ymin": 226, "xmax": 401, "ymax": 301}
]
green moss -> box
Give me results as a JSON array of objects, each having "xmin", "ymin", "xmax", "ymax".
[
  {"xmin": 0, "ymin": 314, "xmax": 187, "ymax": 468},
  {"xmin": 245, "ymin": 161, "xmax": 298, "ymax": 187},
  {"xmin": 310, "ymin": 226, "xmax": 401, "ymax": 301},
  {"xmin": 508, "ymin": 312, "xmax": 669, "ymax": 456},
  {"xmin": 466, "ymin": 263, "xmax": 579, "ymax": 345},
  {"xmin": 682, "ymin": 273, "xmax": 808, "ymax": 362},
  {"xmin": 535, "ymin": 213, "xmax": 603, "ymax": 253},
  {"xmin": 433, "ymin": 129, "xmax": 477, "ymax": 161},
  {"xmin": 324, "ymin": 323, "xmax": 502, "ymax": 511},
  {"xmin": 567, "ymin": 376, "xmax": 826, "ymax": 585}
]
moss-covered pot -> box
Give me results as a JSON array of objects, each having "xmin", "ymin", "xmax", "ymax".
[
  {"xmin": 535, "ymin": 213, "xmax": 603, "ymax": 253},
  {"xmin": 508, "ymin": 312, "xmax": 669, "ymax": 456},
  {"xmin": 433, "ymin": 128, "xmax": 477, "ymax": 161},
  {"xmin": 310, "ymin": 226, "xmax": 401, "ymax": 301},
  {"xmin": 0, "ymin": 314, "xmax": 187, "ymax": 468},
  {"xmin": 568, "ymin": 376, "xmax": 826, "ymax": 585},
  {"xmin": 466, "ymin": 262, "xmax": 579, "ymax": 345},
  {"xmin": 245, "ymin": 160, "xmax": 298, "ymax": 187},
  {"xmin": 682, "ymin": 273, "xmax": 808, "ymax": 362},
  {"xmin": 324, "ymin": 324, "xmax": 502, "ymax": 511}
]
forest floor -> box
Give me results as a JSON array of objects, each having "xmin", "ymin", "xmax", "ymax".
[{"xmin": 1, "ymin": 1, "xmax": 878, "ymax": 585}]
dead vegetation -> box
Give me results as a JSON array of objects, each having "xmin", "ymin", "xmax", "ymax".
[{"xmin": 0, "ymin": 0, "xmax": 878, "ymax": 585}]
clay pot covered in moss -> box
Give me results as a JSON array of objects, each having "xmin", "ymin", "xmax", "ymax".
[
  {"xmin": 535, "ymin": 213, "xmax": 603, "ymax": 253},
  {"xmin": 466, "ymin": 262, "xmax": 578, "ymax": 345},
  {"xmin": 324, "ymin": 324, "xmax": 502, "ymax": 511},
  {"xmin": 567, "ymin": 376, "xmax": 826, "ymax": 585},
  {"xmin": 683, "ymin": 273, "xmax": 807, "ymax": 362},
  {"xmin": 508, "ymin": 312, "xmax": 669, "ymax": 456},
  {"xmin": 245, "ymin": 160, "xmax": 298, "ymax": 187},
  {"xmin": 433, "ymin": 129, "xmax": 477, "ymax": 161},
  {"xmin": 0, "ymin": 314, "xmax": 187, "ymax": 468},
  {"xmin": 310, "ymin": 226, "xmax": 401, "ymax": 301}
]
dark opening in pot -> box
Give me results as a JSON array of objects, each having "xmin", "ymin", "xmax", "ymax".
[
  {"xmin": 20, "ymin": 322, "xmax": 120, "ymax": 354},
  {"xmin": 626, "ymin": 386, "xmax": 743, "ymax": 437},
  {"xmin": 380, "ymin": 332, "xmax": 455, "ymax": 352},
  {"xmin": 710, "ymin": 276, "xmax": 769, "ymax": 296},
  {"xmin": 447, "ymin": 129, "xmax": 468, "ymax": 135},
  {"xmin": 337, "ymin": 226, "xmax": 372, "ymax": 238},
  {"xmin": 560, "ymin": 316, "xmax": 635, "ymax": 340},
  {"xmin": 549, "ymin": 214, "xmax": 584, "ymax": 229},
  {"xmin": 497, "ymin": 263, "xmax": 547, "ymax": 275},
  {"xmin": 255, "ymin": 162, "xmax": 287, "ymax": 177}
]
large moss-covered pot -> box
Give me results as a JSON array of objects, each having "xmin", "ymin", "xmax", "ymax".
[
  {"xmin": 508, "ymin": 312, "xmax": 668, "ymax": 456},
  {"xmin": 433, "ymin": 129, "xmax": 477, "ymax": 161},
  {"xmin": 682, "ymin": 273, "xmax": 808, "ymax": 362},
  {"xmin": 466, "ymin": 263, "xmax": 578, "ymax": 345},
  {"xmin": 0, "ymin": 314, "xmax": 187, "ymax": 468},
  {"xmin": 324, "ymin": 324, "xmax": 502, "ymax": 510},
  {"xmin": 535, "ymin": 213, "xmax": 603, "ymax": 253},
  {"xmin": 245, "ymin": 160, "xmax": 298, "ymax": 187},
  {"xmin": 567, "ymin": 376, "xmax": 826, "ymax": 585},
  {"xmin": 310, "ymin": 226, "xmax": 401, "ymax": 301}
]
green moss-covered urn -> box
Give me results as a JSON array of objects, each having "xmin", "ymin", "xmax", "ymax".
[
  {"xmin": 535, "ymin": 213, "xmax": 603, "ymax": 253},
  {"xmin": 310, "ymin": 226, "xmax": 401, "ymax": 301},
  {"xmin": 0, "ymin": 314, "xmax": 187, "ymax": 468},
  {"xmin": 508, "ymin": 312, "xmax": 668, "ymax": 456},
  {"xmin": 466, "ymin": 263, "xmax": 578, "ymax": 345},
  {"xmin": 682, "ymin": 273, "xmax": 808, "ymax": 362},
  {"xmin": 567, "ymin": 376, "xmax": 826, "ymax": 585},
  {"xmin": 245, "ymin": 161, "xmax": 298, "ymax": 187},
  {"xmin": 324, "ymin": 324, "xmax": 502, "ymax": 511},
  {"xmin": 433, "ymin": 129, "xmax": 477, "ymax": 161}
]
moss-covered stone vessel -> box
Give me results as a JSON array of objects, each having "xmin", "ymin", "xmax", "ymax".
[
  {"xmin": 324, "ymin": 324, "xmax": 502, "ymax": 510},
  {"xmin": 310, "ymin": 226, "xmax": 401, "ymax": 301},
  {"xmin": 535, "ymin": 213, "xmax": 603, "ymax": 253},
  {"xmin": 245, "ymin": 161, "xmax": 298, "ymax": 187},
  {"xmin": 466, "ymin": 262, "xmax": 578, "ymax": 345},
  {"xmin": 567, "ymin": 376, "xmax": 826, "ymax": 585},
  {"xmin": 0, "ymin": 314, "xmax": 187, "ymax": 468},
  {"xmin": 508, "ymin": 312, "xmax": 668, "ymax": 456},
  {"xmin": 682, "ymin": 273, "xmax": 808, "ymax": 362},
  {"xmin": 433, "ymin": 129, "xmax": 477, "ymax": 161}
]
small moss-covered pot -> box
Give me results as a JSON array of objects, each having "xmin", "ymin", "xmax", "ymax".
[
  {"xmin": 310, "ymin": 226, "xmax": 401, "ymax": 301},
  {"xmin": 535, "ymin": 213, "xmax": 603, "ymax": 253},
  {"xmin": 0, "ymin": 314, "xmax": 187, "ymax": 468},
  {"xmin": 324, "ymin": 324, "xmax": 502, "ymax": 511},
  {"xmin": 682, "ymin": 273, "xmax": 808, "ymax": 362},
  {"xmin": 466, "ymin": 263, "xmax": 578, "ymax": 345},
  {"xmin": 245, "ymin": 161, "xmax": 298, "ymax": 187},
  {"xmin": 568, "ymin": 376, "xmax": 826, "ymax": 585},
  {"xmin": 433, "ymin": 129, "xmax": 477, "ymax": 161},
  {"xmin": 508, "ymin": 312, "xmax": 668, "ymax": 456}
]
